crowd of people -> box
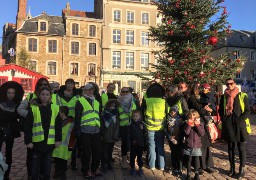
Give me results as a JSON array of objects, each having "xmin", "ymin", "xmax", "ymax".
[{"xmin": 0, "ymin": 77, "xmax": 251, "ymax": 180}]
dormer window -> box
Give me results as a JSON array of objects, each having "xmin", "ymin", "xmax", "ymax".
[{"xmin": 40, "ymin": 22, "xmax": 46, "ymax": 31}]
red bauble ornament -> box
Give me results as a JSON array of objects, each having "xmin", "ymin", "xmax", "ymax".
[
  {"xmin": 208, "ymin": 36, "xmax": 218, "ymax": 46},
  {"xmin": 236, "ymin": 59, "xmax": 241, "ymax": 63},
  {"xmin": 168, "ymin": 30, "xmax": 174, "ymax": 35},
  {"xmin": 201, "ymin": 58, "xmax": 206, "ymax": 64},
  {"xmin": 169, "ymin": 59, "xmax": 175, "ymax": 64},
  {"xmin": 190, "ymin": 25, "xmax": 195, "ymax": 29},
  {"xmin": 167, "ymin": 19, "xmax": 172, "ymax": 24}
]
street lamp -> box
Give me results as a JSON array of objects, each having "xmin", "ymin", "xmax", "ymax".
[{"xmin": 11, "ymin": 69, "xmax": 16, "ymax": 77}]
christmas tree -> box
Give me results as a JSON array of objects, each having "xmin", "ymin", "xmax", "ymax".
[{"xmin": 148, "ymin": 0, "xmax": 245, "ymax": 86}]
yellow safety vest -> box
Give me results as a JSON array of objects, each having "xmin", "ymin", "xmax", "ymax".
[
  {"xmin": 223, "ymin": 92, "xmax": 251, "ymax": 134},
  {"xmin": 79, "ymin": 97, "xmax": 100, "ymax": 127},
  {"xmin": 167, "ymin": 100, "xmax": 183, "ymax": 115},
  {"xmin": 101, "ymin": 93, "xmax": 108, "ymax": 108},
  {"xmin": 56, "ymin": 94, "xmax": 79, "ymax": 118},
  {"xmin": 52, "ymin": 121, "xmax": 74, "ymax": 160},
  {"xmin": 145, "ymin": 98, "xmax": 166, "ymax": 131},
  {"xmin": 118, "ymin": 102, "xmax": 136, "ymax": 127},
  {"xmin": 31, "ymin": 104, "xmax": 59, "ymax": 144}
]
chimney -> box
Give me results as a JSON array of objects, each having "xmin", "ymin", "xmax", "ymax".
[{"xmin": 16, "ymin": 0, "xmax": 27, "ymax": 29}]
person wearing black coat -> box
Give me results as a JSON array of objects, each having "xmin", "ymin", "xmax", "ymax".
[
  {"xmin": 0, "ymin": 81, "xmax": 24, "ymax": 180},
  {"xmin": 185, "ymin": 83, "xmax": 215, "ymax": 174},
  {"xmin": 219, "ymin": 78, "xmax": 250, "ymax": 179}
]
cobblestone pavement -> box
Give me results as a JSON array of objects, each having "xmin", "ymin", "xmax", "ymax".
[{"xmin": 2, "ymin": 117, "xmax": 256, "ymax": 180}]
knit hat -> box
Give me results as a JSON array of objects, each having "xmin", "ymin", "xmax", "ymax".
[
  {"xmin": 202, "ymin": 83, "xmax": 211, "ymax": 89},
  {"xmin": 84, "ymin": 83, "xmax": 94, "ymax": 90},
  {"xmin": 170, "ymin": 106, "xmax": 179, "ymax": 113}
]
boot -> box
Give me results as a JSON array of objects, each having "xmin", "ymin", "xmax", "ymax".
[
  {"xmin": 236, "ymin": 166, "xmax": 245, "ymax": 179},
  {"xmin": 186, "ymin": 172, "xmax": 191, "ymax": 180},
  {"xmin": 121, "ymin": 156, "xmax": 129, "ymax": 169},
  {"xmin": 194, "ymin": 172, "xmax": 200, "ymax": 180},
  {"xmin": 229, "ymin": 163, "xmax": 236, "ymax": 177}
]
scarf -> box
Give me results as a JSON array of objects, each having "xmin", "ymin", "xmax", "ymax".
[
  {"xmin": 224, "ymin": 87, "xmax": 239, "ymax": 115},
  {"xmin": 118, "ymin": 93, "xmax": 133, "ymax": 113},
  {"xmin": 0, "ymin": 101, "xmax": 17, "ymax": 112},
  {"xmin": 102, "ymin": 108, "xmax": 118, "ymax": 128}
]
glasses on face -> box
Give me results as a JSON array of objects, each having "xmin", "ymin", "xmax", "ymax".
[
  {"xmin": 226, "ymin": 82, "xmax": 234, "ymax": 86},
  {"xmin": 121, "ymin": 91, "xmax": 129, "ymax": 93}
]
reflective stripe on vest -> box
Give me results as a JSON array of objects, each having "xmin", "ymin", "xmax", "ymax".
[
  {"xmin": 78, "ymin": 97, "xmax": 100, "ymax": 127},
  {"xmin": 118, "ymin": 102, "xmax": 136, "ymax": 126},
  {"xmin": 145, "ymin": 98, "xmax": 165, "ymax": 131},
  {"xmin": 223, "ymin": 93, "xmax": 251, "ymax": 134},
  {"xmin": 52, "ymin": 122, "xmax": 74, "ymax": 160},
  {"xmin": 56, "ymin": 94, "xmax": 79, "ymax": 118},
  {"xmin": 31, "ymin": 104, "xmax": 59, "ymax": 144}
]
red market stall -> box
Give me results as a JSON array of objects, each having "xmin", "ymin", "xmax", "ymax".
[{"xmin": 0, "ymin": 64, "xmax": 48, "ymax": 94}]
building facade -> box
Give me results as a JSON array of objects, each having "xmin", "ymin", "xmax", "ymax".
[
  {"xmin": 94, "ymin": 0, "xmax": 160, "ymax": 94},
  {"xmin": 212, "ymin": 30, "xmax": 256, "ymax": 84}
]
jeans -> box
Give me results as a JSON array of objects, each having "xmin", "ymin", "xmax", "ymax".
[
  {"xmin": 54, "ymin": 158, "xmax": 67, "ymax": 174},
  {"xmin": 130, "ymin": 145, "xmax": 143, "ymax": 168},
  {"xmin": 80, "ymin": 132, "xmax": 101, "ymax": 173},
  {"xmin": 148, "ymin": 130, "xmax": 165, "ymax": 169},
  {"xmin": 31, "ymin": 149, "xmax": 52, "ymax": 180}
]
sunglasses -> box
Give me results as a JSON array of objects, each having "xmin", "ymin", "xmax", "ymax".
[
  {"xmin": 226, "ymin": 82, "xmax": 234, "ymax": 86},
  {"xmin": 122, "ymin": 91, "xmax": 129, "ymax": 93}
]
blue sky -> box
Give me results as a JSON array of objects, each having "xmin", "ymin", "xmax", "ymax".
[{"xmin": 0, "ymin": 0, "xmax": 255, "ymax": 42}]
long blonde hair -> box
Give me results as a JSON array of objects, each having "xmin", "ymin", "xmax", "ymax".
[{"xmin": 187, "ymin": 109, "xmax": 200, "ymax": 119}]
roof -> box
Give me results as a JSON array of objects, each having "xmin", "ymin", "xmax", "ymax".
[
  {"xmin": 62, "ymin": 9, "xmax": 87, "ymax": 17},
  {"xmin": 0, "ymin": 64, "xmax": 48, "ymax": 79},
  {"xmin": 17, "ymin": 13, "xmax": 65, "ymax": 36},
  {"xmin": 216, "ymin": 30, "xmax": 256, "ymax": 49}
]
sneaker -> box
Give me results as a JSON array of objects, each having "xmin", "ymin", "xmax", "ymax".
[
  {"xmin": 150, "ymin": 167, "xmax": 156, "ymax": 171},
  {"xmin": 198, "ymin": 169, "xmax": 204, "ymax": 175},
  {"xmin": 84, "ymin": 171, "xmax": 95, "ymax": 179},
  {"xmin": 130, "ymin": 168, "xmax": 136, "ymax": 175},
  {"xmin": 138, "ymin": 168, "xmax": 144, "ymax": 176},
  {"xmin": 92, "ymin": 170, "xmax": 103, "ymax": 177}
]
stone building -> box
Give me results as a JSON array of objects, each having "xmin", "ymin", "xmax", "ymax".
[
  {"xmin": 3, "ymin": 0, "xmax": 102, "ymax": 87},
  {"xmin": 212, "ymin": 30, "xmax": 256, "ymax": 84},
  {"xmin": 94, "ymin": 0, "xmax": 160, "ymax": 93}
]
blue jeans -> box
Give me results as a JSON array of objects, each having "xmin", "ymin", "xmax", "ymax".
[{"xmin": 148, "ymin": 130, "xmax": 165, "ymax": 169}]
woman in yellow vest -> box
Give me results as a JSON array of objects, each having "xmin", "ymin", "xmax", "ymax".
[
  {"xmin": 118, "ymin": 87, "xmax": 137, "ymax": 168},
  {"xmin": 74, "ymin": 83, "xmax": 102, "ymax": 179},
  {"xmin": 101, "ymin": 83, "xmax": 118, "ymax": 109},
  {"xmin": 219, "ymin": 78, "xmax": 250, "ymax": 179},
  {"xmin": 52, "ymin": 106, "xmax": 75, "ymax": 179},
  {"xmin": 24, "ymin": 86, "xmax": 62, "ymax": 180}
]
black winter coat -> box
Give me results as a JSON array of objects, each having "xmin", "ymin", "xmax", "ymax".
[
  {"xmin": 186, "ymin": 95, "xmax": 212, "ymax": 148},
  {"xmin": 130, "ymin": 120, "xmax": 147, "ymax": 147},
  {"xmin": 219, "ymin": 93, "xmax": 250, "ymax": 142}
]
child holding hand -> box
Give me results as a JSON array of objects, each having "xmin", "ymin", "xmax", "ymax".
[{"xmin": 183, "ymin": 109, "xmax": 205, "ymax": 180}]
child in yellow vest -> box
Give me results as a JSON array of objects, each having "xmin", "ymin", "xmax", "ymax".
[
  {"xmin": 24, "ymin": 87, "xmax": 62, "ymax": 180},
  {"xmin": 52, "ymin": 106, "xmax": 75, "ymax": 179}
]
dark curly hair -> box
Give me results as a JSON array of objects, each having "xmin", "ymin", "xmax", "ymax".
[
  {"xmin": 35, "ymin": 78, "xmax": 50, "ymax": 96},
  {"xmin": 0, "ymin": 81, "xmax": 24, "ymax": 104}
]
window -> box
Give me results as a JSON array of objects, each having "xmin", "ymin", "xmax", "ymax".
[
  {"xmin": 236, "ymin": 72, "xmax": 241, "ymax": 79},
  {"xmin": 40, "ymin": 22, "xmax": 46, "ymax": 31},
  {"xmin": 127, "ymin": 11, "xmax": 134, "ymax": 23},
  {"xmin": 113, "ymin": 10, "xmax": 121, "ymax": 22},
  {"xmin": 47, "ymin": 61, "xmax": 56, "ymax": 75},
  {"xmin": 112, "ymin": 51, "xmax": 121, "ymax": 69},
  {"xmin": 126, "ymin": 30, "xmax": 134, "ymax": 45},
  {"xmin": 70, "ymin": 63, "xmax": 78, "ymax": 75},
  {"xmin": 141, "ymin": 53, "xmax": 149, "ymax": 70},
  {"xmin": 113, "ymin": 29, "xmax": 121, "ymax": 44},
  {"xmin": 250, "ymin": 70, "xmax": 255, "ymax": 79},
  {"xmin": 235, "ymin": 50, "xmax": 240, "ymax": 59},
  {"xmin": 28, "ymin": 38, "xmax": 37, "ymax": 52},
  {"xmin": 88, "ymin": 63, "xmax": 96, "ymax": 76},
  {"xmin": 71, "ymin": 42, "xmax": 79, "ymax": 54},
  {"xmin": 20, "ymin": 79, "xmax": 32, "ymax": 91},
  {"xmin": 126, "ymin": 52, "xmax": 134, "ymax": 70},
  {"xmin": 48, "ymin": 40, "xmax": 57, "ymax": 53},
  {"xmin": 141, "ymin": 32, "xmax": 149, "ymax": 46},
  {"xmin": 251, "ymin": 51, "xmax": 255, "ymax": 61},
  {"xmin": 72, "ymin": 23, "xmax": 79, "ymax": 35},
  {"xmin": 89, "ymin": 25, "xmax": 96, "ymax": 37},
  {"xmin": 142, "ymin": 13, "xmax": 149, "ymax": 25},
  {"xmin": 128, "ymin": 81, "xmax": 136, "ymax": 91},
  {"xmin": 29, "ymin": 60, "xmax": 37, "ymax": 71},
  {"xmin": 89, "ymin": 43, "xmax": 96, "ymax": 55}
]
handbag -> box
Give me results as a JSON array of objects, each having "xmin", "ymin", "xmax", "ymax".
[{"xmin": 205, "ymin": 116, "xmax": 218, "ymax": 142}]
